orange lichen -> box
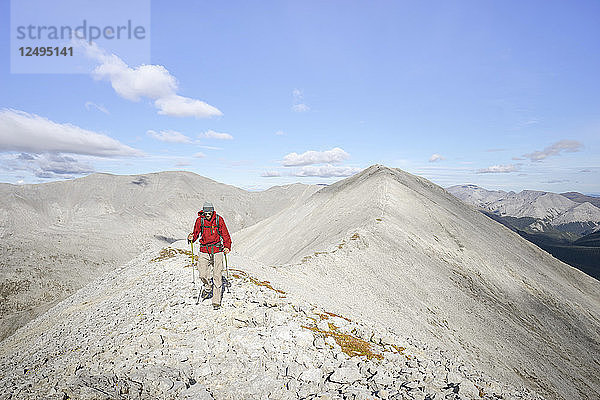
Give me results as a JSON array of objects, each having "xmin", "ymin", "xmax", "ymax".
[
  {"xmin": 247, "ymin": 276, "xmax": 286, "ymax": 294},
  {"xmin": 477, "ymin": 385, "xmax": 485, "ymax": 398},
  {"xmin": 302, "ymin": 323, "xmax": 383, "ymax": 360},
  {"xmin": 324, "ymin": 311, "xmax": 352, "ymax": 322},
  {"xmin": 151, "ymin": 247, "xmax": 195, "ymax": 262},
  {"xmin": 228, "ymin": 268, "xmax": 286, "ymax": 295}
]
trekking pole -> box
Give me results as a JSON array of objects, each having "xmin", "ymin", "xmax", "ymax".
[
  {"xmin": 224, "ymin": 252, "xmax": 230, "ymax": 293},
  {"xmin": 190, "ymin": 241, "xmax": 196, "ymax": 287}
]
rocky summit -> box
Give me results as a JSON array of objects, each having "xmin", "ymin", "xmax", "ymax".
[{"xmin": 0, "ymin": 240, "xmax": 541, "ymax": 400}]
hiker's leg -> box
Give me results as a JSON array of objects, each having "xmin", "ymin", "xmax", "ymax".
[
  {"xmin": 197, "ymin": 252, "xmax": 211, "ymax": 286},
  {"xmin": 212, "ymin": 252, "xmax": 224, "ymax": 306}
]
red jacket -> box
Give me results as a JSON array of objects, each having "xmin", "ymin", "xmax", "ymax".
[{"xmin": 192, "ymin": 212, "xmax": 232, "ymax": 253}]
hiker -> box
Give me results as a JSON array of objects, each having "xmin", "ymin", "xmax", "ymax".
[{"xmin": 187, "ymin": 201, "xmax": 232, "ymax": 310}]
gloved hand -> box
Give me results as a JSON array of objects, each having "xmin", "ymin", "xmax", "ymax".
[{"xmin": 187, "ymin": 232, "xmax": 194, "ymax": 244}]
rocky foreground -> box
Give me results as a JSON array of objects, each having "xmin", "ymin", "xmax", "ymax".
[{"xmin": 0, "ymin": 242, "xmax": 543, "ymax": 400}]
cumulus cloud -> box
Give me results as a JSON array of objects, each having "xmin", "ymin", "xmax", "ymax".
[
  {"xmin": 291, "ymin": 164, "xmax": 361, "ymax": 178},
  {"xmin": 1, "ymin": 152, "xmax": 94, "ymax": 179},
  {"xmin": 275, "ymin": 130, "xmax": 286, "ymax": 136},
  {"xmin": 199, "ymin": 130, "xmax": 234, "ymax": 140},
  {"xmin": 90, "ymin": 52, "xmax": 176, "ymax": 101},
  {"xmin": 522, "ymin": 140, "xmax": 583, "ymax": 162},
  {"xmin": 81, "ymin": 41, "xmax": 222, "ymax": 118},
  {"xmin": 155, "ymin": 95, "xmax": 222, "ymax": 118},
  {"xmin": 477, "ymin": 164, "xmax": 519, "ymax": 174},
  {"xmin": 0, "ymin": 109, "xmax": 142, "ymax": 157},
  {"xmin": 282, "ymin": 147, "xmax": 350, "ymax": 167},
  {"xmin": 261, "ymin": 170, "xmax": 281, "ymax": 177},
  {"xmin": 147, "ymin": 129, "xmax": 193, "ymax": 143},
  {"xmin": 84, "ymin": 101, "xmax": 109, "ymax": 114},
  {"xmin": 429, "ymin": 153, "xmax": 445, "ymax": 162}
]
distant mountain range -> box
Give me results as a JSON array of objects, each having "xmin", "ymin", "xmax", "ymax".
[
  {"xmin": 560, "ymin": 191, "xmax": 600, "ymax": 209},
  {"xmin": 446, "ymin": 185, "xmax": 600, "ymax": 235},
  {"xmin": 447, "ymin": 184, "xmax": 600, "ymax": 279}
]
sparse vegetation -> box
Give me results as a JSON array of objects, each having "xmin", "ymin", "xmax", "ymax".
[
  {"xmin": 229, "ymin": 268, "xmax": 286, "ymax": 295},
  {"xmin": 302, "ymin": 322, "xmax": 384, "ymax": 360},
  {"xmin": 151, "ymin": 247, "xmax": 194, "ymax": 263}
]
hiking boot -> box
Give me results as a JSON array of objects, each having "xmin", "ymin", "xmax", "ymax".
[
  {"xmin": 201, "ymin": 286, "xmax": 213, "ymax": 301},
  {"xmin": 213, "ymin": 304, "xmax": 220, "ymax": 310}
]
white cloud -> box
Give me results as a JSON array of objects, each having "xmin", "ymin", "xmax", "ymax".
[
  {"xmin": 522, "ymin": 140, "xmax": 583, "ymax": 162},
  {"xmin": 275, "ymin": 130, "xmax": 286, "ymax": 136},
  {"xmin": 477, "ymin": 164, "xmax": 519, "ymax": 174},
  {"xmin": 147, "ymin": 129, "xmax": 193, "ymax": 143},
  {"xmin": 1, "ymin": 152, "xmax": 94, "ymax": 179},
  {"xmin": 0, "ymin": 109, "xmax": 142, "ymax": 157},
  {"xmin": 174, "ymin": 160, "xmax": 191, "ymax": 167},
  {"xmin": 261, "ymin": 170, "xmax": 281, "ymax": 177},
  {"xmin": 292, "ymin": 104, "xmax": 310, "ymax": 113},
  {"xmin": 90, "ymin": 52, "xmax": 176, "ymax": 101},
  {"xmin": 197, "ymin": 145, "xmax": 222, "ymax": 150},
  {"xmin": 155, "ymin": 95, "xmax": 223, "ymax": 118},
  {"xmin": 291, "ymin": 164, "xmax": 361, "ymax": 177},
  {"xmin": 282, "ymin": 147, "xmax": 350, "ymax": 166},
  {"xmin": 84, "ymin": 101, "xmax": 109, "ymax": 114},
  {"xmin": 429, "ymin": 153, "xmax": 445, "ymax": 162},
  {"xmin": 193, "ymin": 152, "xmax": 206, "ymax": 158},
  {"xmin": 292, "ymin": 89, "xmax": 303, "ymax": 100},
  {"xmin": 81, "ymin": 41, "xmax": 222, "ymax": 118},
  {"xmin": 199, "ymin": 130, "xmax": 234, "ymax": 140}
]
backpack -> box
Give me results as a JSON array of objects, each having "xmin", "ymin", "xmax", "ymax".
[{"xmin": 199, "ymin": 212, "xmax": 223, "ymax": 250}]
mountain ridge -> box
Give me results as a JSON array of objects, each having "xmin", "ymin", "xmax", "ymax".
[
  {"xmin": 0, "ymin": 170, "xmax": 321, "ymax": 341},
  {"xmin": 0, "ymin": 241, "xmax": 543, "ymax": 400},
  {"xmin": 233, "ymin": 165, "xmax": 600, "ymax": 400},
  {"xmin": 1, "ymin": 166, "xmax": 599, "ymax": 399}
]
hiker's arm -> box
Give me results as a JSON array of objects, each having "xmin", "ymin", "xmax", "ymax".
[
  {"xmin": 221, "ymin": 218, "xmax": 232, "ymax": 252},
  {"xmin": 191, "ymin": 217, "xmax": 202, "ymax": 243}
]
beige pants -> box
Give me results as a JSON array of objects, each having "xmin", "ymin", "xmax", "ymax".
[{"xmin": 198, "ymin": 251, "xmax": 223, "ymax": 306}]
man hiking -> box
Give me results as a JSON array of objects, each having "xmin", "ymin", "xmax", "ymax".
[{"xmin": 187, "ymin": 201, "xmax": 232, "ymax": 310}]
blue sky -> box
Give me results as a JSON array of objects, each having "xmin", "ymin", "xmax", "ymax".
[{"xmin": 1, "ymin": 0, "xmax": 599, "ymax": 193}]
